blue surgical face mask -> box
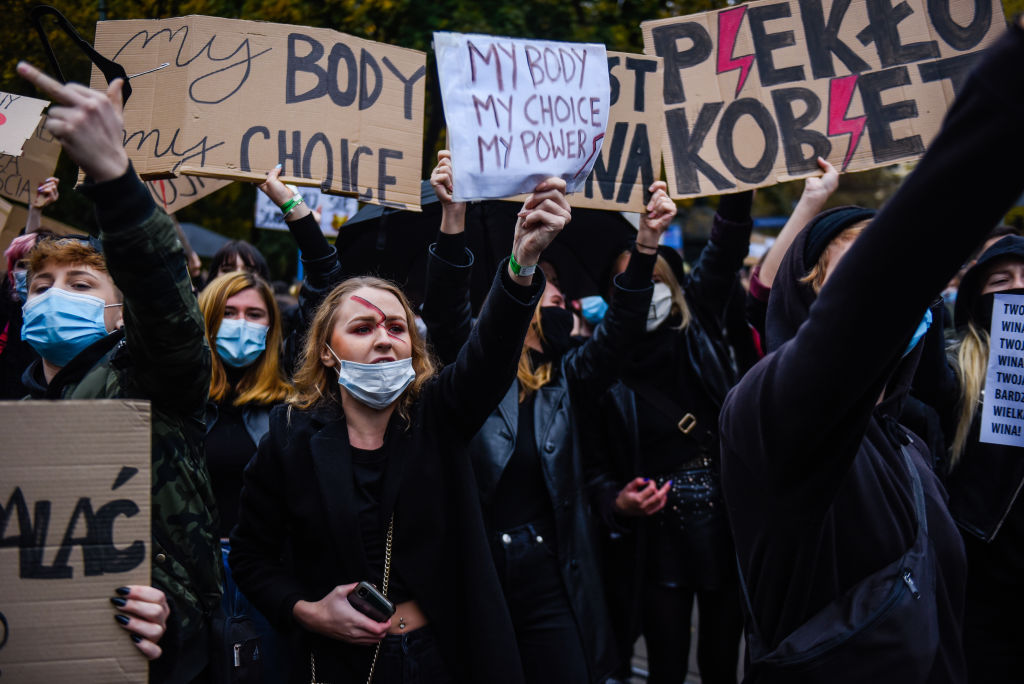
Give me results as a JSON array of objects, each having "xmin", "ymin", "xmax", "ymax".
[
  {"xmin": 13, "ymin": 270, "xmax": 28, "ymax": 303},
  {"xmin": 579, "ymin": 295, "xmax": 608, "ymax": 326},
  {"xmin": 216, "ymin": 317, "xmax": 269, "ymax": 368},
  {"xmin": 21, "ymin": 287, "xmax": 120, "ymax": 366},
  {"xmin": 902, "ymin": 308, "xmax": 933, "ymax": 358},
  {"xmin": 327, "ymin": 346, "xmax": 416, "ymax": 410}
]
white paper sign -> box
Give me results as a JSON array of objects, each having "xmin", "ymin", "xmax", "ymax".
[
  {"xmin": 434, "ymin": 32, "xmax": 610, "ymax": 201},
  {"xmin": 980, "ymin": 293, "xmax": 1024, "ymax": 447},
  {"xmin": 254, "ymin": 189, "xmax": 358, "ymax": 237}
]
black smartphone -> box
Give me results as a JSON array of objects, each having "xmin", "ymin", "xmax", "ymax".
[{"xmin": 347, "ymin": 581, "xmax": 396, "ymax": 622}]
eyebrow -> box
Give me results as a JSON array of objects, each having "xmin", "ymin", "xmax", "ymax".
[
  {"xmin": 350, "ymin": 295, "xmax": 406, "ymax": 340},
  {"xmin": 66, "ymin": 270, "xmax": 100, "ymax": 278}
]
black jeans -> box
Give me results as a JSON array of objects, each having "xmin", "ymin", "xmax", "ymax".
[
  {"xmin": 491, "ymin": 520, "xmax": 590, "ymax": 684},
  {"xmin": 374, "ymin": 625, "xmax": 454, "ymax": 684}
]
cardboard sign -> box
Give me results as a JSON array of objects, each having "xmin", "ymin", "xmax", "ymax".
[
  {"xmin": 91, "ymin": 16, "xmax": 427, "ymax": 209},
  {"xmin": 0, "ymin": 400, "xmax": 151, "ymax": 683},
  {"xmin": 981, "ymin": 294, "xmax": 1024, "ymax": 446},
  {"xmin": 575, "ymin": 52, "xmax": 664, "ymax": 212},
  {"xmin": 642, "ymin": 0, "xmax": 1005, "ymax": 198},
  {"xmin": 254, "ymin": 188, "xmax": 358, "ymax": 237},
  {"xmin": 0, "ymin": 116, "xmax": 62, "ymax": 205},
  {"xmin": 0, "ymin": 93, "xmax": 49, "ymax": 158},
  {"xmin": 146, "ymin": 175, "xmax": 231, "ymax": 215},
  {"xmin": 434, "ymin": 32, "xmax": 610, "ymax": 200}
]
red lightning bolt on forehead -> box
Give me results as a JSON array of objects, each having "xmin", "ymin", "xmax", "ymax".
[
  {"xmin": 351, "ymin": 295, "xmax": 405, "ymax": 341},
  {"xmin": 717, "ymin": 7, "xmax": 755, "ymax": 98},
  {"xmin": 828, "ymin": 75, "xmax": 866, "ymax": 172}
]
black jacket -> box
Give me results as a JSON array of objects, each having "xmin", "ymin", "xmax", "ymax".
[
  {"xmin": 422, "ymin": 236, "xmax": 654, "ymax": 683},
  {"xmin": 719, "ymin": 25, "xmax": 1024, "ymax": 682},
  {"xmin": 230, "ymin": 263, "xmax": 543, "ymax": 684}
]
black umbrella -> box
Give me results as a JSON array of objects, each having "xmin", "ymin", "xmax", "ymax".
[{"xmin": 335, "ymin": 182, "xmax": 637, "ymax": 311}]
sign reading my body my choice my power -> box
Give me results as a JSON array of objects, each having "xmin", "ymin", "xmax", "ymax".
[
  {"xmin": 434, "ymin": 32, "xmax": 610, "ymax": 201},
  {"xmin": 981, "ymin": 293, "xmax": 1024, "ymax": 447}
]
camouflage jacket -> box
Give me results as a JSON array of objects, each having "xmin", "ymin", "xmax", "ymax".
[{"xmin": 22, "ymin": 168, "xmax": 222, "ymax": 682}]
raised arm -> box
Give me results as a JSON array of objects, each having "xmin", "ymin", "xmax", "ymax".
[
  {"xmin": 428, "ymin": 178, "xmax": 568, "ymax": 438},
  {"xmin": 421, "ymin": 150, "xmax": 474, "ymax": 365},
  {"xmin": 724, "ymin": 23, "xmax": 1024, "ymax": 499},
  {"xmin": 686, "ymin": 190, "xmax": 754, "ymax": 325},
  {"xmin": 25, "ymin": 177, "xmax": 59, "ymax": 234}
]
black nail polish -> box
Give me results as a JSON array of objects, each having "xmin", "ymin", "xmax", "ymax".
[
  {"xmin": 115, "ymin": 614, "xmax": 130, "ymax": 625},
  {"xmin": 131, "ymin": 634, "xmax": 142, "ymax": 643},
  {"xmin": 115, "ymin": 587, "xmax": 131, "ymax": 596},
  {"xmin": 110, "ymin": 597, "xmax": 127, "ymax": 607}
]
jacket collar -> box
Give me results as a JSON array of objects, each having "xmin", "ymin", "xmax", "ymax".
[{"xmin": 22, "ymin": 330, "xmax": 124, "ymax": 399}]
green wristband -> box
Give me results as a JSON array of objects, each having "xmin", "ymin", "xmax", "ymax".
[
  {"xmin": 509, "ymin": 252, "xmax": 537, "ymax": 277},
  {"xmin": 280, "ymin": 194, "xmax": 304, "ymax": 215}
]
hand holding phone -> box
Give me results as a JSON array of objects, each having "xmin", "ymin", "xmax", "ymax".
[{"xmin": 347, "ymin": 581, "xmax": 395, "ymax": 623}]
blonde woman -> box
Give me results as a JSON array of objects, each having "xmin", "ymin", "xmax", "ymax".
[{"xmin": 229, "ymin": 178, "xmax": 568, "ymax": 683}]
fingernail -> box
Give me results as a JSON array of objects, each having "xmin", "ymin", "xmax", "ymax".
[
  {"xmin": 131, "ymin": 634, "xmax": 142, "ymax": 644},
  {"xmin": 115, "ymin": 614, "xmax": 130, "ymax": 625},
  {"xmin": 274, "ymin": 162, "xmax": 282, "ymax": 169},
  {"xmin": 668, "ymin": 480, "xmax": 673, "ymax": 486},
  {"xmin": 115, "ymin": 587, "xmax": 130, "ymax": 596},
  {"xmin": 643, "ymin": 478, "xmax": 650, "ymax": 482},
  {"xmin": 110, "ymin": 597, "xmax": 126, "ymax": 607}
]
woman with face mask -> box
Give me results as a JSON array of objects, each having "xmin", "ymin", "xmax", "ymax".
[
  {"xmin": 229, "ymin": 176, "xmax": 569, "ymax": 684},
  {"xmin": 420, "ymin": 152, "xmax": 667, "ymax": 683},
  {"xmin": 589, "ymin": 191, "xmax": 753, "ymax": 684},
  {"xmin": 935, "ymin": 236, "xmax": 1024, "ymax": 683},
  {"xmin": 198, "ymin": 270, "xmax": 292, "ymax": 680}
]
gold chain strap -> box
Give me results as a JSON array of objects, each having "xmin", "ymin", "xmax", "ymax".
[{"xmin": 311, "ymin": 514, "xmax": 395, "ymax": 684}]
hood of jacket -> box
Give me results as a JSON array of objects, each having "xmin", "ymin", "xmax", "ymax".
[{"xmin": 954, "ymin": 234, "xmax": 1024, "ymax": 332}]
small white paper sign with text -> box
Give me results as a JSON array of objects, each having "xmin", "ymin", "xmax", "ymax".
[
  {"xmin": 981, "ymin": 293, "xmax": 1024, "ymax": 446},
  {"xmin": 434, "ymin": 32, "xmax": 610, "ymax": 201}
]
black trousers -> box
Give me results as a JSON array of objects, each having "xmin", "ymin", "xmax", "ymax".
[
  {"xmin": 491, "ymin": 520, "xmax": 590, "ymax": 684},
  {"xmin": 375, "ymin": 625, "xmax": 454, "ymax": 684}
]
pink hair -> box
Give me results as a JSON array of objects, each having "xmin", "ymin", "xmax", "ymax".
[{"xmin": 4, "ymin": 234, "xmax": 40, "ymax": 288}]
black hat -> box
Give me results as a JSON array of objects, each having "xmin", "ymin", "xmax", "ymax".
[
  {"xmin": 802, "ymin": 206, "xmax": 876, "ymax": 267},
  {"xmin": 955, "ymin": 235, "xmax": 1024, "ymax": 331}
]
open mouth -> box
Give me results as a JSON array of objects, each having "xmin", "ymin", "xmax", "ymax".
[{"xmin": 372, "ymin": 357, "xmax": 396, "ymax": 364}]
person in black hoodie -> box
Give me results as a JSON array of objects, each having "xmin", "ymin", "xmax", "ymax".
[
  {"xmin": 718, "ymin": 20, "xmax": 1024, "ymax": 683},
  {"xmin": 942, "ymin": 235, "xmax": 1024, "ymax": 683}
]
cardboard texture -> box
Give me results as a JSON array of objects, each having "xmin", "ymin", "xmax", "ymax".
[
  {"xmin": 434, "ymin": 32, "xmax": 610, "ymax": 201},
  {"xmin": 0, "ymin": 93, "xmax": 49, "ymax": 158},
  {"xmin": 642, "ymin": 0, "xmax": 1005, "ymax": 198},
  {"xmin": 91, "ymin": 16, "xmax": 427, "ymax": 210},
  {"xmin": 146, "ymin": 176, "xmax": 231, "ymax": 215},
  {"xmin": 0, "ymin": 116, "xmax": 62, "ymax": 206},
  {"xmin": 0, "ymin": 400, "xmax": 151, "ymax": 683},
  {"xmin": 574, "ymin": 52, "xmax": 664, "ymax": 212},
  {"xmin": 0, "ymin": 205, "xmax": 84, "ymax": 266}
]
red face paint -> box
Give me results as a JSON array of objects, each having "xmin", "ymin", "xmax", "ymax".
[{"xmin": 351, "ymin": 294, "xmax": 406, "ymax": 342}]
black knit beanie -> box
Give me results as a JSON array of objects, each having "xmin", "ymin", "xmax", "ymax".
[{"xmin": 803, "ymin": 206, "xmax": 876, "ymax": 267}]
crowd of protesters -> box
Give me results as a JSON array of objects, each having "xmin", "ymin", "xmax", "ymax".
[{"xmin": 2, "ymin": 13, "xmax": 1024, "ymax": 684}]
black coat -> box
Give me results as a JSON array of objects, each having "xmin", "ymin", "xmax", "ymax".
[
  {"xmin": 719, "ymin": 26, "xmax": 1024, "ymax": 681},
  {"xmin": 422, "ymin": 235, "xmax": 654, "ymax": 683},
  {"xmin": 230, "ymin": 264, "xmax": 543, "ymax": 684}
]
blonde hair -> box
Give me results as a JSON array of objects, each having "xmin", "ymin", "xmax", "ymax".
[
  {"xmin": 800, "ymin": 222, "xmax": 869, "ymax": 293},
  {"xmin": 518, "ymin": 302, "xmax": 553, "ymax": 402},
  {"xmin": 290, "ymin": 276, "xmax": 436, "ymax": 424},
  {"xmin": 199, "ymin": 272, "xmax": 292, "ymax": 406},
  {"xmin": 951, "ymin": 323, "xmax": 989, "ymax": 467}
]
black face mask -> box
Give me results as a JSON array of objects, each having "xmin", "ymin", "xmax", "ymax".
[
  {"xmin": 971, "ymin": 288, "xmax": 1024, "ymax": 332},
  {"xmin": 538, "ymin": 306, "xmax": 574, "ymax": 358}
]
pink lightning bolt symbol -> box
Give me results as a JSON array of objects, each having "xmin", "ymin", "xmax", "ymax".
[
  {"xmin": 717, "ymin": 7, "xmax": 754, "ymax": 98},
  {"xmin": 828, "ymin": 75, "xmax": 866, "ymax": 172}
]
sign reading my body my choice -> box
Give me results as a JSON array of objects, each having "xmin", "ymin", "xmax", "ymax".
[
  {"xmin": 434, "ymin": 32, "xmax": 610, "ymax": 201},
  {"xmin": 981, "ymin": 294, "xmax": 1024, "ymax": 447}
]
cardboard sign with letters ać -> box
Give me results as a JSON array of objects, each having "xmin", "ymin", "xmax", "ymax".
[{"xmin": 0, "ymin": 400, "xmax": 151, "ymax": 683}]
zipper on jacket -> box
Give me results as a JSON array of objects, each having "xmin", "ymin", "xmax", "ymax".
[
  {"xmin": 233, "ymin": 642, "xmax": 241, "ymax": 667},
  {"xmin": 902, "ymin": 569, "xmax": 920, "ymax": 599}
]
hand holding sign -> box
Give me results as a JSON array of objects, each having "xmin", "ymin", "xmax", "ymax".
[
  {"xmin": 637, "ymin": 181, "xmax": 677, "ymax": 251},
  {"xmin": 112, "ymin": 585, "xmax": 170, "ymax": 660},
  {"xmin": 802, "ymin": 157, "xmax": 839, "ymax": 207},
  {"xmin": 431, "ymin": 150, "xmax": 467, "ymax": 235},
  {"xmin": 31, "ymin": 176, "xmax": 59, "ymax": 209},
  {"xmin": 258, "ymin": 164, "xmax": 311, "ymax": 222},
  {"xmin": 509, "ymin": 177, "xmax": 571, "ymax": 283},
  {"xmin": 17, "ymin": 62, "xmax": 128, "ymax": 183}
]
